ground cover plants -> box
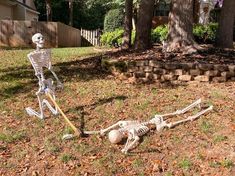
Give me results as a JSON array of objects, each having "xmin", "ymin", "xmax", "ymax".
[{"xmin": 0, "ymin": 47, "xmax": 234, "ymax": 175}]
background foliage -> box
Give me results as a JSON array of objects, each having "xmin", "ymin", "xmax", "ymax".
[
  {"xmin": 193, "ymin": 23, "xmax": 218, "ymax": 44},
  {"xmin": 103, "ymin": 8, "xmax": 124, "ymax": 32},
  {"xmin": 100, "ymin": 23, "xmax": 219, "ymax": 47},
  {"xmin": 34, "ymin": 0, "xmax": 111, "ymax": 29}
]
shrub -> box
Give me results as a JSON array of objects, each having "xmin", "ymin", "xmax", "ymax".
[
  {"xmin": 100, "ymin": 23, "xmax": 218, "ymax": 47},
  {"xmin": 104, "ymin": 8, "xmax": 124, "ymax": 32},
  {"xmin": 101, "ymin": 29, "xmax": 136, "ymax": 47},
  {"xmin": 101, "ymin": 29, "xmax": 124, "ymax": 47},
  {"xmin": 151, "ymin": 25, "xmax": 168, "ymax": 43},
  {"xmin": 193, "ymin": 23, "xmax": 218, "ymax": 43}
]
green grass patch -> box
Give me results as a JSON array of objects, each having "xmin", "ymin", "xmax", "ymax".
[
  {"xmin": 164, "ymin": 172, "xmax": 173, "ymax": 176},
  {"xmin": 132, "ymin": 158, "xmax": 144, "ymax": 168},
  {"xmin": 178, "ymin": 158, "xmax": 192, "ymax": 170},
  {"xmin": 220, "ymin": 159, "xmax": 234, "ymax": 168},
  {"xmin": 60, "ymin": 153, "xmax": 75, "ymax": 163},
  {"xmin": 210, "ymin": 159, "xmax": 233, "ymax": 168},
  {"xmin": 44, "ymin": 137, "xmax": 61, "ymax": 153},
  {"xmin": 200, "ymin": 121, "xmax": 213, "ymax": 134},
  {"xmin": 0, "ymin": 129, "xmax": 27, "ymax": 143},
  {"xmin": 213, "ymin": 135, "xmax": 227, "ymax": 143}
]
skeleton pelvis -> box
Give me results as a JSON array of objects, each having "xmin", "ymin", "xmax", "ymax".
[{"xmin": 43, "ymin": 78, "xmax": 55, "ymax": 90}]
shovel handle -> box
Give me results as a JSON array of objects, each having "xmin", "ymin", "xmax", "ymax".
[{"xmin": 46, "ymin": 92, "xmax": 80, "ymax": 136}]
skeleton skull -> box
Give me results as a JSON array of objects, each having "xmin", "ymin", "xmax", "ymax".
[
  {"xmin": 108, "ymin": 130, "xmax": 124, "ymax": 144},
  {"xmin": 32, "ymin": 33, "xmax": 44, "ymax": 49}
]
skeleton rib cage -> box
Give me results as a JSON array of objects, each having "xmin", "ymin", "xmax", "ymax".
[
  {"xmin": 119, "ymin": 122, "xmax": 150, "ymax": 137},
  {"xmin": 28, "ymin": 49, "xmax": 51, "ymax": 76}
]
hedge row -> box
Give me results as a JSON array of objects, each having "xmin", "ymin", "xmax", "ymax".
[{"xmin": 101, "ymin": 23, "xmax": 218, "ymax": 47}]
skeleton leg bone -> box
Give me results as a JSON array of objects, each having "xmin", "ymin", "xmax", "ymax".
[
  {"xmin": 154, "ymin": 99, "xmax": 202, "ymax": 118},
  {"xmin": 42, "ymin": 99, "xmax": 58, "ymax": 115},
  {"xmin": 42, "ymin": 90, "xmax": 58, "ymax": 115},
  {"xmin": 122, "ymin": 130, "xmax": 140, "ymax": 154},
  {"xmin": 157, "ymin": 105, "xmax": 213, "ymax": 130},
  {"xmin": 26, "ymin": 91, "xmax": 45, "ymax": 119}
]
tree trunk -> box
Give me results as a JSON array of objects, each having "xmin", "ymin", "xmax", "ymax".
[
  {"xmin": 68, "ymin": 0, "xmax": 74, "ymax": 26},
  {"xmin": 216, "ymin": 0, "xmax": 235, "ymax": 49},
  {"xmin": 45, "ymin": 0, "xmax": 52, "ymax": 21},
  {"xmin": 122, "ymin": 0, "xmax": 133, "ymax": 49},
  {"xmin": 134, "ymin": 0, "xmax": 155, "ymax": 50},
  {"xmin": 132, "ymin": 7, "xmax": 138, "ymax": 30},
  {"xmin": 165, "ymin": 0, "xmax": 198, "ymax": 54}
]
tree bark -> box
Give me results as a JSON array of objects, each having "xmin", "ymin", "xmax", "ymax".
[
  {"xmin": 122, "ymin": 0, "xmax": 133, "ymax": 49},
  {"xmin": 132, "ymin": 7, "xmax": 137, "ymax": 30},
  {"xmin": 45, "ymin": 0, "xmax": 52, "ymax": 21},
  {"xmin": 68, "ymin": 0, "xmax": 74, "ymax": 26},
  {"xmin": 134, "ymin": 0, "xmax": 155, "ymax": 50},
  {"xmin": 165, "ymin": 0, "xmax": 198, "ymax": 54},
  {"xmin": 216, "ymin": 0, "xmax": 235, "ymax": 49}
]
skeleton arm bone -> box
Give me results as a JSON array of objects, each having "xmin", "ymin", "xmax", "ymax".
[
  {"xmin": 82, "ymin": 122, "xmax": 121, "ymax": 135},
  {"xmin": 121, "ymin": 129, "xmax": 140, "ymax": 154},
  {"xmin": 99, "ymin": 121, "xmax": 123, "ymax": 135},
  {"xmin": 46, "ymin": 50, "xmax": 63, "ymax": 89},
  {"xmin": 49, "ymin": 68, "xmax": 63, "ymax": 89},
  {"xmin": 100, "ymin": 121, "xmax": 140, "ymax": 135},
  {"xmin": 84, "ymin": 121, "xmax": 139, "ymax": 136}
]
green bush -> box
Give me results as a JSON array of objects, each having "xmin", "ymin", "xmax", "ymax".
[
  {"xmin": 193, "ymin": 23, "xmax": 218, "ymax": 43},
  {"xmin": 101, "ymin": 29, "xmax": 124, "ymax": 47},
  {"xmin": 101, "ymin": 29, "xmax": 136, "ymax": 47},
  {"xmin": 104, "ymin": 8, "xmax": 124, "ymax": 32},
  {"xmin": 100, "ymin": 23, "xmax": 218, "ymax": 47},
  {"xmin": 151, "ymin": 25, "xmax": 168, "ymax": 43}
]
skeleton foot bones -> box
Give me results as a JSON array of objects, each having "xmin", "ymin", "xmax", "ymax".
[{"xmin": 85, "ymin": 99, "xmax": 213, "ymax": 154}]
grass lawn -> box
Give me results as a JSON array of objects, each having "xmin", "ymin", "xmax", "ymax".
[{"xmin": 0, "ymin": 47, "xmax": 234, "ymax": 175}]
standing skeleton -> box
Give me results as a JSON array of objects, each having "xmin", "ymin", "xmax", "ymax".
[
  {"xmin": 85, "ymin": 99, "xmax": 213, "ymax": 154},
  {"xmin": 26, "ymin": 33, "xmax": 63, "ymax": 119}
]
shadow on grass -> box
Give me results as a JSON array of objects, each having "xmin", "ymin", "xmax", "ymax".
[
  {"xmin": 132, "ymin": 148, "xmax": 162, "ymax": 154},
  {"xmin": 0, "ymin": 80, "xmax": 37, "ymax": 101},
  {"xmin": 65, "ymin": 95, "xmax": 128, "ymax": 136},
  {"xmin": 54, "ymin": 56, "xmax": 108, "ymax": 82},
  {"xmin": 0, "ymin": 55, "xmax": 109, "ymax": 100}
]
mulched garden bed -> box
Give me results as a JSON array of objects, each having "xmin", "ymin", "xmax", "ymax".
[
  {"xmin": 103, "ymin": 44, "xmax": 235, "ymax": 65},
  {"xmin": 101, "ymin": 45, "xmax": 235, "ymax": 83}
]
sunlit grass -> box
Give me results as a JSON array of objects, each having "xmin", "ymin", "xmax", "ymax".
[{"xmin": 0, "ymin": 129, "xmax": 27, "ymax": 143}]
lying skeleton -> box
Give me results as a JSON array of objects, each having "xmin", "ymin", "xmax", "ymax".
[
  {"xmin": 26, "ymin": 33, "xmax": 63, "ymax": 119},
  {"xmin": 84, "ymin": 99, "xmax": 213, "ymax": 154}
]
